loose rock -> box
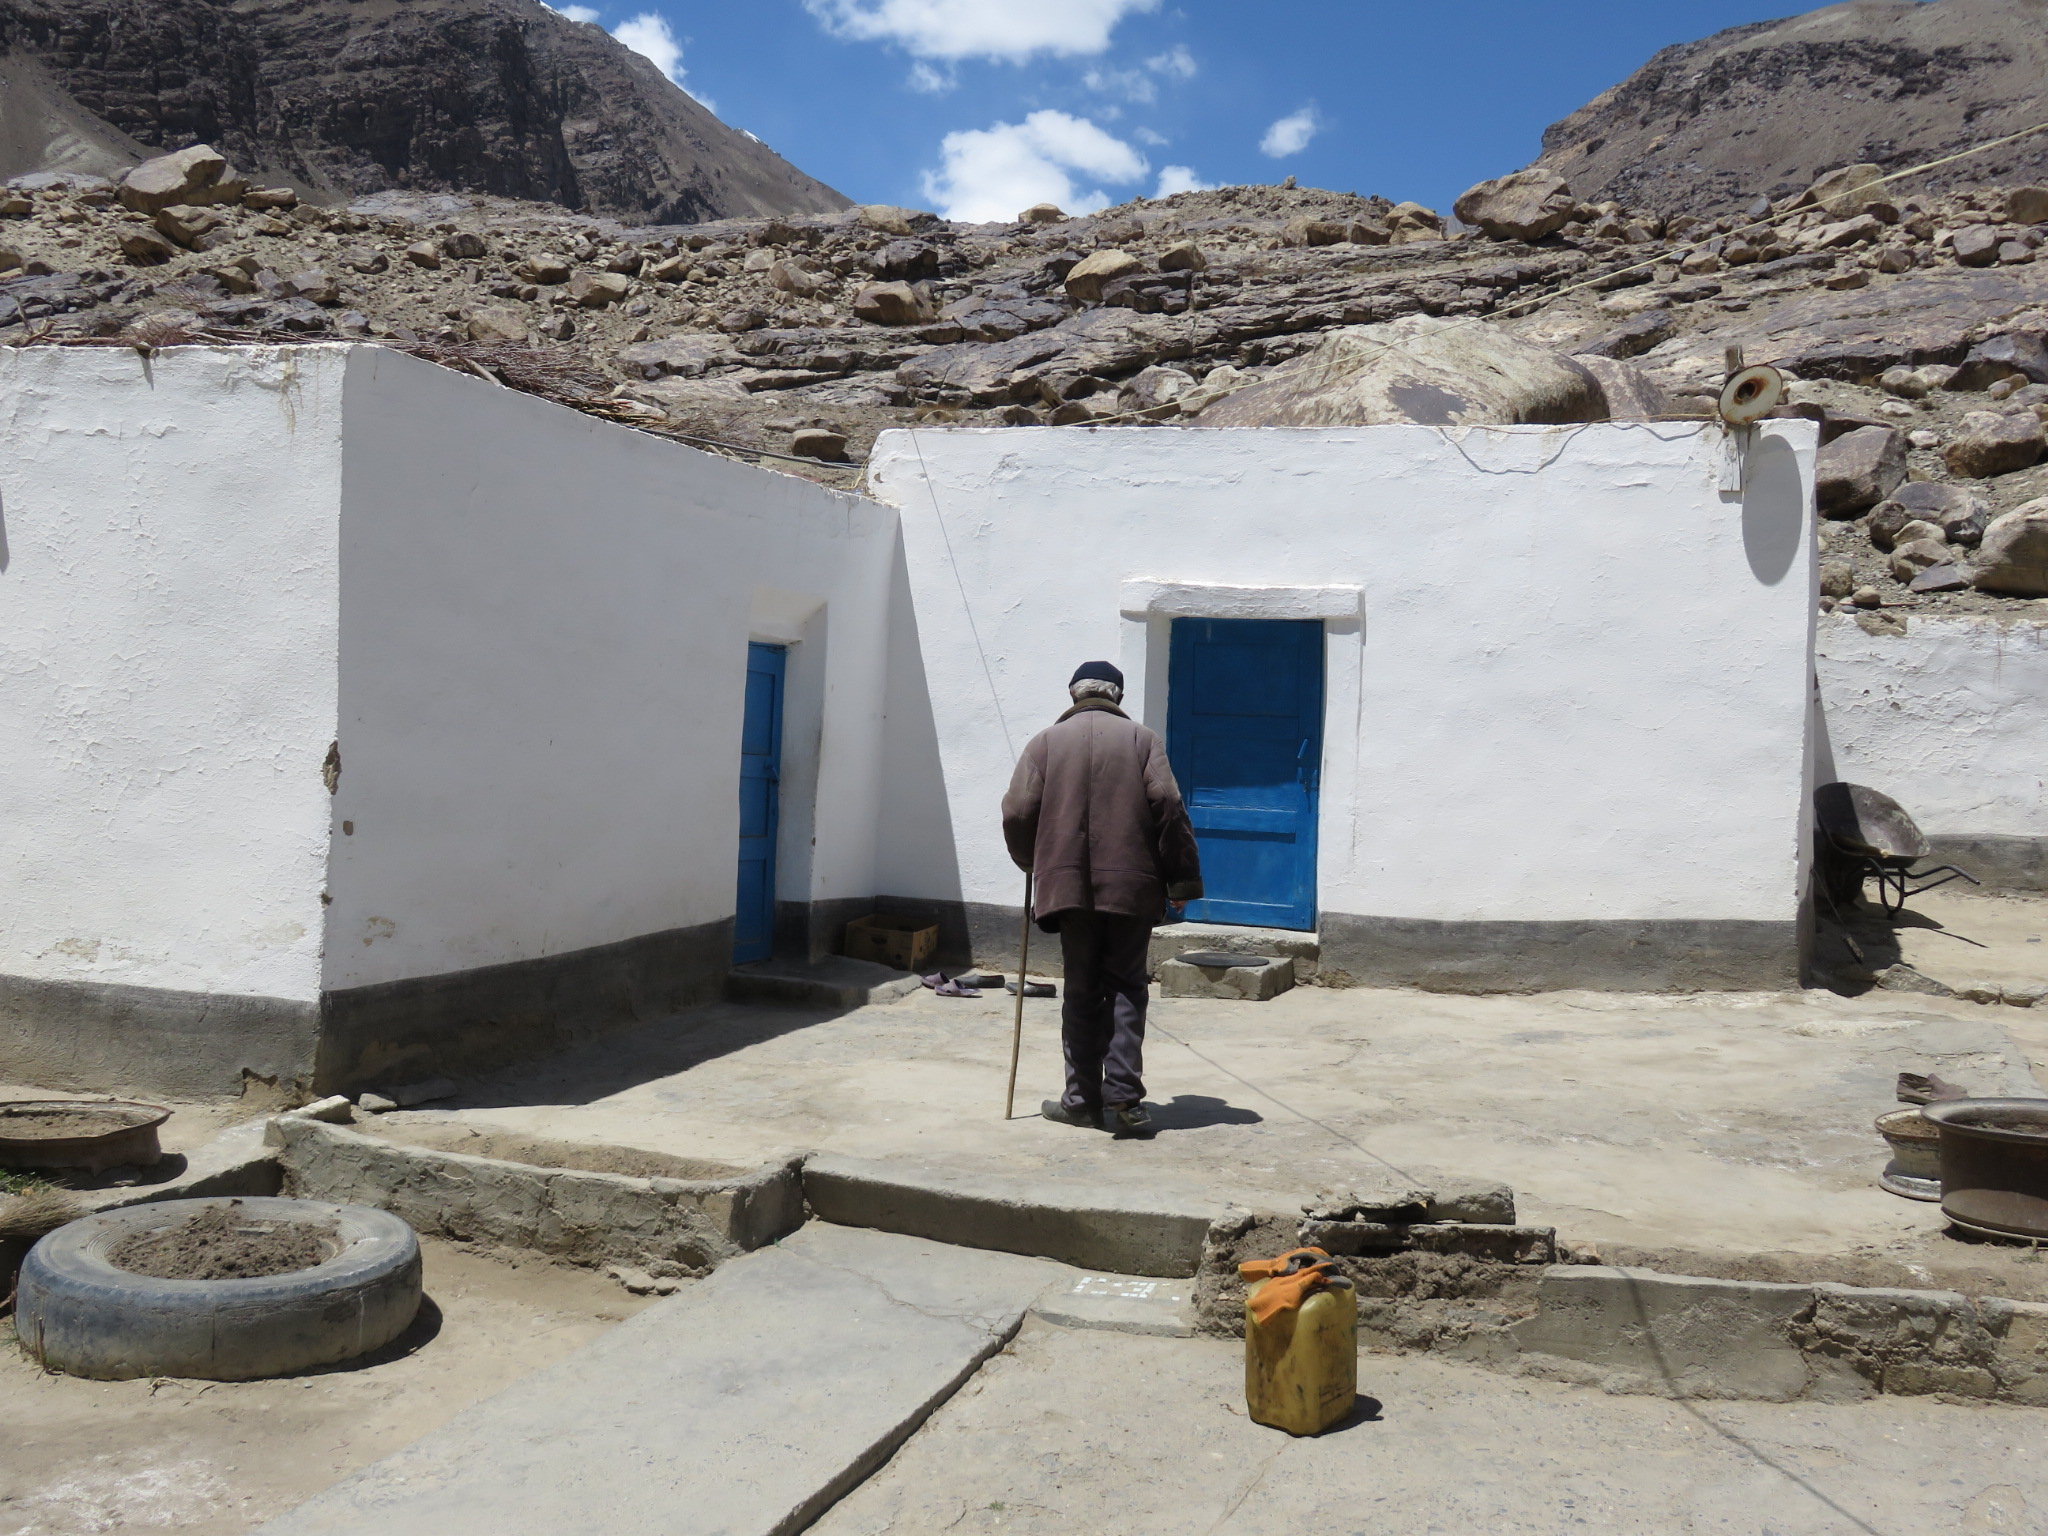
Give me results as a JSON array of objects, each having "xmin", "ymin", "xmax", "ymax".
[
  {"xmin": 789, "ymin": 427, "xmax": 849, "ymax": 462},
  {"xmin": 118, "ymin": 144, "xmax": 247, "ymax": 213},
  {"xmin": 1815, "ymin": 424, "xmax": 1907, "ymax": 516},
  {"xmin": 1065, "ymin": 249, "xmax": 1143, "ymax": 303},
  {"xmin": 1943, "ymin": 409, "xmax": 2045, "ymax": 478},
  {"xmin": 1970, "ymin": 499, "xmax": 2048, "ymax": 596}
]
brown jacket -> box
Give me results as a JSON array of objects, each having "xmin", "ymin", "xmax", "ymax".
[{"xmin": 1002, "ymin": 699, "xmax": 1204, "ymax": 926}]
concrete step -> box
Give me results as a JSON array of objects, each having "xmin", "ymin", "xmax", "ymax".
[
  {"xmin": 1148, "ymin": 922, "xmax": 1320, "ymax": 980},
  {"xmin": 726, "ymin": 955, "xmax": 922, "ymax": 1009},
  {"xmin": 257, "ymin": 1223, "xmax": 1062, "ymax": 1536},
  {"xmin": 803, "ymin": 1152, "xmax": 1214, "ymax": 1277}
]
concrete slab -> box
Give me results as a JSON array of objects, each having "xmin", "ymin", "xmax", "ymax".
[
  {"xmin": 1157, "ymin": 956, "xmax": 1295, "ymax": 1000},
  {"xmin": 726, "ymin": 956, "xmax": 921, "ymax": 1009},
  {"xmin": 447, "ymin": 978, "xmax": 2046, "ymax": 1261},
  {"xmin": 1149, "ymin": 922, "xmax": 1320, "ymax": 979},
  {"xmin": 810, "ymin": 1320, "xmax": 2048, "ymax": 1536},
  {"xmin": 1031, "ymin": 1272, "xmax": 1195, "ymax": 1337},
  {"xmin": 255, "ymin": 1224, "xmax": 1061, "ymax": 1536}
]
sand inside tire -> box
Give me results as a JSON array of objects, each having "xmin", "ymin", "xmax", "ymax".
[{"xmin": 110, "ymin": 1201, "xmax": 340, "ymax": 1280}]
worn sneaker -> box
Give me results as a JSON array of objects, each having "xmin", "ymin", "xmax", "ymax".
[
  {"xmin": 1040, "ymin": 1099, "xmax": 1102, "ymax": 1130},
  {"xmin": 1105, "ymin": 1101, "xmax": 1154, "ymax": 1137}
]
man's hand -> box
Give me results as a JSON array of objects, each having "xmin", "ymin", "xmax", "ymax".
[{"xmin": 1166, "ymin": 900, "xmax": 1187, "ymax": 920}]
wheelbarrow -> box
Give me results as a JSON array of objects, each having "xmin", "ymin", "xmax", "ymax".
[{"xmin": 1814, "ymin": 782, "xmax": 1978, "ymax": 920}]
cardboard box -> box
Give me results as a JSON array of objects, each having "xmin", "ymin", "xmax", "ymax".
[{"xmin": 842, "ymin": 912, "xmax": 939, "ymax": 972}]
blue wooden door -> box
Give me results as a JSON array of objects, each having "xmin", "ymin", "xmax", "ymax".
[
  {"xmin": 733, "ymin": 643, "xmax": 786, "ymax": 965},
  {"xmin": 1166, "ymin": 618, "xmax": 1323, "ymax": 931}
]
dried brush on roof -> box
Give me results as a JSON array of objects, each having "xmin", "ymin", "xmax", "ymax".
[{"xmin": 388, "ymin": 336, "xmax": 608, "ymax": 404}]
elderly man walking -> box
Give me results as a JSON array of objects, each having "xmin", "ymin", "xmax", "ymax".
[{"xmin": 1002, "ymin": 661, "xmax": 1204, "ymax": 1135}]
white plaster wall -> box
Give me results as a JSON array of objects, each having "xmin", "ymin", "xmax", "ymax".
[
  {"xmin": 871, "ymin": 421, "xmax": 1817, "ymax": 925},
  {"xmin": 1816, "ymin": 614, "xmax": 2048, "ymax": 837},
  {"xmin": 328, "ymin": 348, "xmax": 894, "ymax": 989},
  {"xmin": 0, "ymin": 346, "xmax": 343, "ymax": 1000}
]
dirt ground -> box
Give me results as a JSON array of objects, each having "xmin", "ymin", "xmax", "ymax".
[
  {"xmin": 0, "ymin": 1238, "xmax": 653, "ymax": 1536},
  {"xmin": 815, "ymin": 1318, "xmax": 2048, "ymax": 1536}
]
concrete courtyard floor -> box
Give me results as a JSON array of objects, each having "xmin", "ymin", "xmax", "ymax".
[
  {"xmin": 433, "ymin": 890, "xmax": 2048, "ymax": 1268},
  {"xmin": 815, "ymin": 1319, "xmax": 2048, "ymax": 1536}
]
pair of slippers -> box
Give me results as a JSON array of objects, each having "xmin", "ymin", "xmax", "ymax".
[{"xmin": 919, "ymin": 972, "xmax": 1057, "ymax": 998}]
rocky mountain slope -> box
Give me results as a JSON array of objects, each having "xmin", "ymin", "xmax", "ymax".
[
  {"xmin": 0, "ymin": 0, "xmax": 847, "ymax": 223},
  {"xmin": 1534, "ymin": 0, "xmax": 2048, "ymax": 217},
  {"xmin": 3, "ymin": 146, "xmax": 2042, "ymax": 613}
]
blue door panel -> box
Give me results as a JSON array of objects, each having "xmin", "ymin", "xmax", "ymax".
[
  {"xmin": 733, "ymin": 643, "xmax": 785, "ymax": 965},
  {"xmin": 1167, "ymin": 618, "xmax": 1323, "ymax": 931}
]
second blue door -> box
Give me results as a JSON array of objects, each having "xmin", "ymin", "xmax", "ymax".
[
  {"xmin": 733, "ymin": 643, "xmax": 786, "ymax": 965},
  {"xmin": 1166, "ymin": 618, "xmax": 1323, "ymax": 931}
]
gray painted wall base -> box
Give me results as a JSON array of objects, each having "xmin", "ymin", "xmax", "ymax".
[
  {"xmin": 315, "ymin": 919, "xmax": 732, "ymax": 1093},
  {"xmin": 1927, "ymin": 834, "xmax": 2048, "ymax": 893},
  {"xmin": 1318, "ymin": 914, "xmax": 1800, "ymax": 994},
  {"xmin": 0, "ymin": 973, "xmax": 321, "ymax": 1098}
]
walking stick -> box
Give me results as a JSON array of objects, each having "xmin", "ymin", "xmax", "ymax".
[{"xmin": 1004, "ymin": 872, "xmax": 1033, "ymax": 1120}]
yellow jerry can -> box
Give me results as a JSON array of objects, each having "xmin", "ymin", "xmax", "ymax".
[{"xmin": 1242, "ymin": 1251, "xmax": 1356, "ymax": 1436}]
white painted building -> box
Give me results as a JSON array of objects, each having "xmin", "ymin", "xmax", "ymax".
[{"xmin": 2, "ymin": 344, "xmax": 1823, "ymax": 1096}]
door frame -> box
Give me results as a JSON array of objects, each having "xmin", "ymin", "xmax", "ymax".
[{"xmin": 1116, "ymin": 580, "xmax": 1365, "ymax": 931}]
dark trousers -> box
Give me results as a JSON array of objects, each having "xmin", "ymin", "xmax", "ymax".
[{"xmin": 1056, "ymin": 911, "xmax": 1153, "ymax": 1113}]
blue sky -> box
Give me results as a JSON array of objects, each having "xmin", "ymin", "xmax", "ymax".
[{"xmin": 549, "ymin": 2, "xmax": 1845, "ymax": 218}]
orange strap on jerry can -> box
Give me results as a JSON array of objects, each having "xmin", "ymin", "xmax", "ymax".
[{"xmin": 1240, "ymin": 1246, "xmax": 1356, "ymax": 1435}]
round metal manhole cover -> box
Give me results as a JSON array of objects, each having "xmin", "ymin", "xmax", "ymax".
[{"xmin": 1177, "ymin": 952, "xmax": 1270, "ymax": 969}]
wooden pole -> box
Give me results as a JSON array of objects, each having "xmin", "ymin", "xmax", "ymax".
[{"xmin": 1004, "ymin": 872, "xmax": 1033, "ymax": 1120}]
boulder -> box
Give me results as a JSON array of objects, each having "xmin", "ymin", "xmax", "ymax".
[
  {"xmin": 869, "ymin": 240, "xmax": 939, "ymax": 281},
  {"xmin": 518, "ymin": 253, "xmax": 572, "ymax": 284},
  {"xmin": 1970, "ymin": 499, "xmax": 2048, "ymax": 595},
  {"xmin": 1175, "ymin": 365, "xmax": 1252, "ymax": 418},
  {"xmin": 852, "ymin": 281, "xmax": 933, "ymax": 325},
  {"xmin": 1909, "ymin": 564, "xmax": 1971, "ymax": 593},
  {"xmin": 1950, "ymin": 333, "xmax": 2048, "ymax": 391},
  {"xmin": 1099, "ymin": 271, "xmax": 1191, "ymax": 315},
  {"xmin": 1200, "ymin": 314, "xmax": 1604, "ymax": 429},
  {"xmin": 1120, "ymin": 365, "xmax": 1196, "ymax": 419},
  {"xmin": 1944, "ymin": 410, "xmax": 2045, "ymax": 478},
  {"xmin": 1872, "ymin": 482, "xmax": 1991, "ymax": 548},
  {"xmin": 118, "ymin": 144, "xmax": 246, "ymax": 212},
  {"xmin": 1569, "ymin": 353, "xmax": 1672, "ymax": 418},
  {"xmin": 283, "ymin": 267, "xmax": 341, "ymax": 305},
  {"xmin": 403, "ymin": 240, "xmax": 442, "ymax": 270},
  {"xmin": 2009, "ymin": 188, "xmax": 2048, "ymax": 226},
  {"xmin": 1803, "ymin": 164, "xmax": 1888, "ymax": 217},
  {"xmin": 1157, "ymin": 241, "xmax": 1208, "ymax": 272},
  {"xmin": 339, "ymin": 245, "xmax": 389, "ymax": 275},
  {"xmin": 1952, "ymin": 227, "xmax": 2002, "ymax": 267},
  {"xmin": 1454, "ymin": 169, "xmax": 1577, "ymax": 242},
  {"xmin": 1815, "ymin": 425, "xmax": 1907, "ymax": 516},
  {"xmin": 1889, "ymin": 537, "xmax": 1951, "ymax": 583},
  {"xmin": 616, "ymin": 335, "xmax": 732, "ymax": 379},
  {"xmin": 1283, "ymin": 217, "xmax": 1349, "ymax": 248},
  {"xmin": 152, "ymin": 205, "xmax": 227, "ymax": 250},
  {"xmin": 467, "ymin": 306, "xmax": 527, "ymax": 344},
  {"xmin": 117, "ymin": 228, "xmax": 176, "ymax": 264},
  {"xmin": 1019, "ymin": 203, "xmax": 1066, "ymax": 224},
  {"xmin": 1065, "ymin": 248, "xmax": 1143, "ymax": 303},
  {"xmin": 242, "ymin": 187, "xmax": 298, "ymax": 211},
  {"xmin": 1576, "ymin": 309, "xmax": 1674, "ymax": 360},
  {"xmin": 858, "ymin": 205, "xmax": 935, "ymax": 236},
  {"xmin": 769, "ymin": 259, "xmax": 824, "ymax": 297},
  {"xmin": 568, "ymin": 270, "xmax": 632, "ymax": 307},
  {"xmin": 789, "ymin": 428, "xmax": 849, "ymax": 463},
  {"xmin": 1386, "ymin": 202, "xmax": 1443, "ymax": 243},
  {"xmin": 441, "ymin": 231, "xmax": 488, "ymax": 260},
  {"xmin": 1820, "ymin": 559, "xmax": 1856, "ymax": 598},
  {"xmin": 1344, "ymin": 219, "xmax": 1391, "ymax": 245}
]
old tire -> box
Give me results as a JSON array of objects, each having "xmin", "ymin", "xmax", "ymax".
[{"xmin": 15, "ymin": 1196, "xmax": 421, "ymax": 1380}]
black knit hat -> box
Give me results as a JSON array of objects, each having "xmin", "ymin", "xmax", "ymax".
[{"xmin": 1069, "ymin": 660, "xmax": 1124, "ymax": 689}]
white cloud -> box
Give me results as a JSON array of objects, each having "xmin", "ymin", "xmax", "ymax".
[
  {"xmin": 611, "ymin": 12, "xmax": 716, "ymax": 112},
  {"xmin": 806, "ymin": 0, "xmax": 1159, "ymax": 62},
  {"xmin": 1084, "ymin": 65, "xmax": 1156, "ymax": 104},
  {"xmin": 922, "ymin": 109, "xmax": 1148, "ymax": 222},
  {"xmin": 1147, "ymin": 44, "xmax": 1196, "ymax": 79},
  {"xmin": 1153, "ymin": 164, "xmax": 1213, "ymax": 197},
  {"xmin": 547, "ymin": 3, "xmax": 602, "ymax": 21},
  {"xmin": 1133, "ymin": 126, "xmax": 1167, "ymax": 146},
  {"xmin": 907, "ymin": 61, "xmax": 955, "ymax": 93},
  {"xmin": 1260, "ymin": 105, "xmax": 1320, "ymax": 158}
]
